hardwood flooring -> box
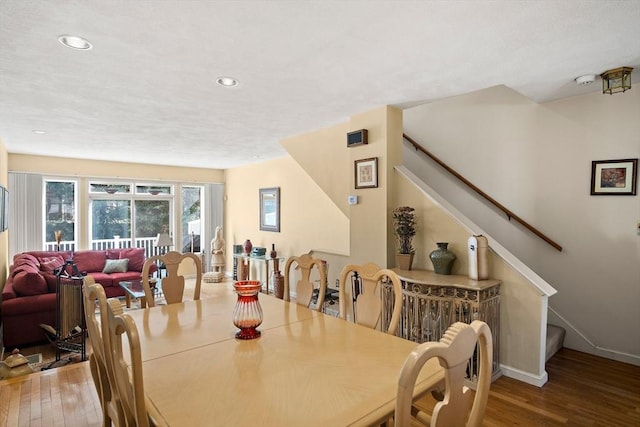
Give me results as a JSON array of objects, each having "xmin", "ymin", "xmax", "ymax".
[{"xmin": 1, "ymin": 348, "xmax": 638, "ymax": 426}]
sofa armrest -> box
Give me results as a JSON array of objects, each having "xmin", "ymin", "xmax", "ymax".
[{"xmin": 2, "ymin": 271, "xmax": 17, "ymax": 301}]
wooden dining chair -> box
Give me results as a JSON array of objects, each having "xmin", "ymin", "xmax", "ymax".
[
  {"xmin": 82, "ymin": 276, "xmax": 124, "ymax": 427},
  {"xmin": 105, "ymin": 297, "xmax": 167, "ymax": 426},
  {"xmin": 283, "ymin": 253, "xmax": 327, "ymax": 311},
  {"xmin": 394, "ymin": 320, "xmax": 493, "ymax": 427},
  {"xmin": 338, "ymin": 262, "xmax": 403, "ymax": 334},
  {"xmin": 141, "ymin": 251, "xmax": 202, "ymax": 307}
]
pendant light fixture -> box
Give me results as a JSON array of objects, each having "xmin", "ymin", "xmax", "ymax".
[{"xmin": 600, "ymin": 67, "xmax": 633, "ymax": 94}]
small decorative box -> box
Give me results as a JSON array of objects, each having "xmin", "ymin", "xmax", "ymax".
[{"xmin": 250, "ymin": 247, "xmax": 266, "ymax": 257}]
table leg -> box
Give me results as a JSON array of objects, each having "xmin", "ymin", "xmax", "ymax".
[
  {"xmin": 140, "ymin": 297, "xmax": 147, "ymax": 309},
  {"xmin": 124, "ymin": 293, "xmax": 131, "ymax": 308},
  {"xmin": 264, "ymin": 262, "xmax": 270, "ymax": 294}
]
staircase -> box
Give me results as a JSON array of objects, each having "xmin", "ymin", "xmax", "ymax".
[{"xmin": 546, "ymin": 324, "xmax": 566, "ymax": 362}]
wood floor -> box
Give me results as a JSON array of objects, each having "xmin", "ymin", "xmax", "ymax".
[{"xmin": 1, "ymin": 348, "xmax": 638, "ymax": 426}]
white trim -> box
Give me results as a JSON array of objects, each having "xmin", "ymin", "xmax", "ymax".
[
  {"xmin": 395, "ymin": 166, "xmax": 557, "ymax": 297},
  {"xmin": 549, "ymin": 306, "xmax": 640, "ymax": 366},
  {"xmin": 500, "ymin": 363, "xmax": 548, "ymax": 388}
]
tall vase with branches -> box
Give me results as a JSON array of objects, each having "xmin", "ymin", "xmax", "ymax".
[{"xmin": 393, "ymin": 206, "xmax": 417, "ymax": 270}]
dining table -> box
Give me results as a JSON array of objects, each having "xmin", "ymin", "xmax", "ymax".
[{"xmin": 123, "ymin": 282, "xmax": 445, "ymax": 426}]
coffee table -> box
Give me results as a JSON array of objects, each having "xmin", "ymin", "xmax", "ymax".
[{"xmin": 119, "ymin": 279, "xmax": 161, "ymax": 309}]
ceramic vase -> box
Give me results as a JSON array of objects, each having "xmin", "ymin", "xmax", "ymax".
[
  {"xmin": 429, "ymin": 242, "xmax": 456, "ymax": 275},
  {"xmin": 273, "ymin": 270, "xmax": 285, "ymax": 299},
  {"xmin": 270, "ymin": 243, "xmax": 277, "ymax": 259},
  {"xmin": 243, "ymin": 239, "xmax": 253, "ymax": 255}
]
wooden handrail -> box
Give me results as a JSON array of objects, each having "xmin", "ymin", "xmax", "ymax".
[{"xmin": 403, "ymin": 133, "xmax": 562, "ymax": 252}]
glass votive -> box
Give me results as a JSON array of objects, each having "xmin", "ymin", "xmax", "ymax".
[{"xmin": 232, "ymin": 280, "xmax": 263, "ymax": 340}]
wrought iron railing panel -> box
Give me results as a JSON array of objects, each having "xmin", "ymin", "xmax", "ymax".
[{"xmin": 382, "ymin": 270, "xmax": 501, "ymax": 384}]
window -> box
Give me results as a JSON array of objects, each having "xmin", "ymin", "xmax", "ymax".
[
  {"xmin": 44, "ymin": 180, "xmax": 77, "ymax": 251},
  {"xmin": 91, "ymin": 199, "xmax": 132, "ymax": 248},
  {"xmin": 89, "ymin": 180, "xmax": 174, "ymax": 256}
]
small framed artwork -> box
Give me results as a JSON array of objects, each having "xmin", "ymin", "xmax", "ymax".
[
  {"xmin": 259, "ymin": 187, "xmax": 280, "ymax": 232},
  {"xmin": 590, "ymin": 158, "xmax": 638, "ymax": 195},
  {"xmin": 355, "ymin": 157, "xmax": 378, "ymax": 189}
]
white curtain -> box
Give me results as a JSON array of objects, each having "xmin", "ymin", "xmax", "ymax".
[
  {"xmin": 203, "ymin": 183, "xmax": 224, "ymax": 271},
  {"xmin": 8, "ymin": 172, "xmax": 43, "ymax": 259}
]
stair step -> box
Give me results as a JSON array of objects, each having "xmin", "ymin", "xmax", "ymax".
[{"xmin": 546, "ymin": 324, "xmax": 566, "ymax": 361}]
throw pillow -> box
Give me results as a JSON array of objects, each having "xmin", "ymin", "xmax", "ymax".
[
  {"xmin": 12, "ymin": 253, "xmax": 40, "ymax": 269},
  {"xmin": 12, "ymin": 271, "xmax": 48, "ymax": 296},
  {"xmin": 73, "ymin": 250, "xmax": 107, "ymax": 273},
  {"xmin": 117, "ymin": 247, "xmax": 145, "ymax": 272},
  {"xmin": 40, "ymin": 256, "xmax": 65, "ymax": 274},
  {"xmin": 103, "ymin": 258, "xmax": 129, "ymax": 273},
  {"xmin": 12, "ymin": 262, "xmax": 41, "ymax": 278}
]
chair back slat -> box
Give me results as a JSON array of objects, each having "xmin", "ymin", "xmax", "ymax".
[
  {"xmin": 395, "ymin": 320, "xmax": 493, "ymax": 427},
  {"xmin": 141, "ymin": 251, "xmax": 203, "ymax": 307}
]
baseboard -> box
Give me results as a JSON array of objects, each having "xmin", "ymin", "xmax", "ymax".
[
  {"xmin": 590, "ymin": 347, "xmax": 640, "ymax": 366},
  {"xmin": 499, "ymin": 364, "xmax": 548, "ymax": 387}
]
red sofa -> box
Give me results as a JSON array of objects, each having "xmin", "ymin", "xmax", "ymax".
[{"xmin": 1, "ymin": 248, "xmax": 154, "ymax": 349}]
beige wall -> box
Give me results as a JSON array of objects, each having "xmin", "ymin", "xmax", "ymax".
[
  {"xmin": 404, "ymin": 86, "xmax": 640, "ymax": 364},
  {"xmin": 226, "ymin": 106, "xmax": 402, "ymax": 298},
  {"xmin": 394, "ymin": 171, "xmax": 543, "ymax": 375},
  {"xmin": 9, "ymin": 154, "xmax": 224, "ymax": 183},
  {"xmin": 0, "ymin": 139, "xmax": 7, "ymax": 290}
]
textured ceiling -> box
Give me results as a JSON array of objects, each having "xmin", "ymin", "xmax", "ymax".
[{"xmin": 1, "ymin": 0, "xmax": 639, "ymax": 170}]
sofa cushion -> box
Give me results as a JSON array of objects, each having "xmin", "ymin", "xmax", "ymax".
[
  {"xmin": 44, "ymin": 272, "xmax": 59, "ymax": 293},
  {"xmin": 13, "ymin": 253, "xmax": 40, "ymax": 269},
  {"xmin": 12, "ymin": 270, "xmax": 48, "ymax": 297},
  {"xmin": 103, "ymin": 258, "xmax": 129, "ymax": 273},
  {"xmin": 12, "ymin": 261, "xmax": 41, "ymax": 277},
  {"xmin": 39, "ymin": 256, "xmax": 66, "ymax": 274},
  {"xmin": 73, "ymin": 250, "xmax": 107, "ymax": 273},
  {"xmin": 110, "ymin": 248, "xmax": 146, "ymax": 272},
  {"xmin": 30, "ymin": 251, "xmax": 72, "ymax": 264},
  {"xmin": 89, "ymin": 272, "xmax": 116, "ymax": 288}
]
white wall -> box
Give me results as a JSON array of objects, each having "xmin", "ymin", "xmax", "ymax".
[{"xmin": 403, "ymin": 85, "xmax": 640, "ymax": 365}]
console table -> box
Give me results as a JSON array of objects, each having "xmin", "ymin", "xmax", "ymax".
[
  {"xmin": 386, "ymin": 268, "xmax": 501, "ymax": 383},
  {"xmin": 232, "ymin": 254, "xmax": 285, "ymax": 294}
]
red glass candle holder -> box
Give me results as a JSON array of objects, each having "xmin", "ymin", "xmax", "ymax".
[{"xmin": 233, "ymin": 280, "xmax": 263, "ymax": 340}]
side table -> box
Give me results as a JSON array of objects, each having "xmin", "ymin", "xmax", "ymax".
[
  {"xmin": 119, "ymin": 279, "xmax": 162, "ymax": 308},
  {"xmin": 232, "ymin": 254, "xmax": 285, "ymax": 294}
]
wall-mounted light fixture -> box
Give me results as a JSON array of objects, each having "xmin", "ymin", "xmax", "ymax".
[{"xmin": 600, "ymin": 67, "xmax": 633, "ymax": 94}]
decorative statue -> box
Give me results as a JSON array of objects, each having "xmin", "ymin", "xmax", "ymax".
[{"xmin": 209, "ymin": 226, "xmax": 225, "ymax": 282}]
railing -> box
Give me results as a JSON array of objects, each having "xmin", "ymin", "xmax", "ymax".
[
  {"xmin": 403, "ymin": 133, "xmax": 562, "ymax": 252},
  {"xmin": 44, "ymin": 237, "xmax": 166, "ymax": 260}
]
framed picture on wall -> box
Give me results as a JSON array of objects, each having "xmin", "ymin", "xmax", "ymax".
[
  {"xmin": 355, "ymin": 157, "xmax": 378, "ymax": 189},
  {"xmin": 590, "ymin": 158, "xmax": 638, "ymax": 195},
  {"xmin": 259, "ymin": 187, "xmax": 280, "ymax": 232}
]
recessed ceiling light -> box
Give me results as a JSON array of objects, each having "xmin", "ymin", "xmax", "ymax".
[
  {"xmin": 32, "ymin": 130, "xmax": 46, "ymax": 134},
  {"xmin": 58, "ymin": 34, "xmax": 93, "ymax": 50},
  {"xmin": 216, "ymin": 76, "xmax": 239, "ymax": 87}
]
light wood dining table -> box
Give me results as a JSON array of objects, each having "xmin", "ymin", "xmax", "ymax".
[{"xmin": 124, "ymin": 282, "xmax": 444, "ymax": 426}]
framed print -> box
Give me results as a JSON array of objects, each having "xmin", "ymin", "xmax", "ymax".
[
  {"xmin": 259, "ymin": 187, "xmax": 280, "ymax": 232},
  {"xmin": 590, "ymin": 158, "xmax": 638, "ymax": 195},
  {"xmin": 355, "ymin": 157, "xmax": 378, "ymax": 189}
]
